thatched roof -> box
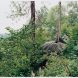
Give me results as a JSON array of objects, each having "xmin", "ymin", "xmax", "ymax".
[{"xmin": 42, "ymin": 41, "xmax": 65, "ymax": 54}]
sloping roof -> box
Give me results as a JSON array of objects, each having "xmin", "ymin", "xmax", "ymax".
[{"xmin": 42, "ymin": 41, "xmax": 65, "ymax": 54}]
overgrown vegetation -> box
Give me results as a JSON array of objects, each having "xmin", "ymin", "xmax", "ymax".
[{"xmin": 0, "ymin": 1, "xmax": 78, "ymax": 77}]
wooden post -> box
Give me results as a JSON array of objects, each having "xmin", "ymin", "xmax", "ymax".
[{"xmin": 31, "ymin": 1, "xmax": 35, "ymax": 51}]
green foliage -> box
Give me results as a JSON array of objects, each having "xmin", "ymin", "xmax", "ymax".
[
  {"xmin": 0, "ymin": 1, "xmax": 78, "ymax": 77},
  {"xmin": 68, "ymin": 59, "xmax": 78, "ymax": 76},
  {"xmin": 40, "ymin": 55, "xmax": 78, "ymax": 77},
  {"xmin": 63, "ymin": 25, "xmax": 78, "ymax": 58},
  {"xmin": 43, "ymin": 55, "xmax": 70, "ymax": 76}
]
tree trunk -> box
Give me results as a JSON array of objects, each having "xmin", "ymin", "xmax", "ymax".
[
  {"xmin": 56, "ymin": 1, "xmax": 61, "ymax": 42},
  {"xmin": 31, "ymin": 1, "xmax": 35, "ymax": 51}
]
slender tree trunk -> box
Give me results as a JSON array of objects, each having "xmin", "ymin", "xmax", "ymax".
[
  {"xmin": 31, "ymin": 1, "xmax": 36, "ymax": 76},
  {"xmin": 59, "ymin": 1, "xmax": 61, "ymax": 38},
  {"xmin": 31, "ymin": 1, "xmax": 35, "ymax": 51},
  {"xmin": 56, "ymin": 1, "xmax": 61, "ymax": 42}
]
